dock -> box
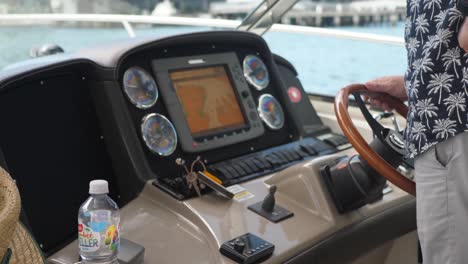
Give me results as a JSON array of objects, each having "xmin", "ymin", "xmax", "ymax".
[{"xmin": 210, "ymin": 0, "xmax": 406, "ymax": 27}]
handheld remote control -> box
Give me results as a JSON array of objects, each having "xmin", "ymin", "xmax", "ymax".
[{"xmin": 219, "ymin": 233, "xmax": 274, "ymax": 264}]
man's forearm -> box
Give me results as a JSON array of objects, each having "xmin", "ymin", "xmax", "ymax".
[{"xmin": 458, "ymin": 18, "xmax": 468, "ymax": 52}]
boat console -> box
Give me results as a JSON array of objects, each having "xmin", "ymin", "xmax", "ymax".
[
  {"xmin": 0, "ymin": 31, "xmax": 415, "ymax": 263},
  {"xmin": 112, "ymin": 31, "xmax": 344, "ymax": 201}
]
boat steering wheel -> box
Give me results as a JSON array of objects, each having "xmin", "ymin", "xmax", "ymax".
[{"xmin": 334, "ymin": 84, "xmax": 415, "ymax": 196}]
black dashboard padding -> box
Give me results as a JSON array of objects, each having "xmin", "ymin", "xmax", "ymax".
[
  {"xmin": 90, "ymin": 80, "xmax": 149, "ymax": 203},
  {"xmin": 0, "ymin": 71, "xmax": 118, "ymax": 255},
  {"xmin": 283, "ymin": 199, "xmax": 416, "ymax": 264},
  {"xmin": 273, "ymin": 54, "xmax": 330, "ymax": 137}
]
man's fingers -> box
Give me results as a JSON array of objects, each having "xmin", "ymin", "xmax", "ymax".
[
  {"xmin": 382, "ymin": 103, "xmax": 391, "ymax": 111},
  {"xmin": 370, "ymin": 98, "xmax": 383, "ymax": 107}
]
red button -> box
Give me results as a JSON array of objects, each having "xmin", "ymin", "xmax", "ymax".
[{"xmin": 287, "ymin": 86, "xmax": 302, "ymax": 103}]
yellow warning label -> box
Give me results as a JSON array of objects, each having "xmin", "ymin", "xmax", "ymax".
[{"xmin": 233, "ymin": 191, "xmax": 255, "ymax": 202}]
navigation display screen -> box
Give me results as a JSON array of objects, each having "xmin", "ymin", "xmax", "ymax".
[{"xmin": 170, "ymin": 66, "xmax": 246, "ymax": 137}]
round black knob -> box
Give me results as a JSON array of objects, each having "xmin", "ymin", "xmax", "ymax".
[
  {"xmin": 262, "ymin": 185, "xmax": 277, "ymax": 212},
  {"xmin": 269, "ymin": 185, "xmax": 277, "ymax": 194},
  {"xmin": 233, "ymin": 239, "xmax": 245, "ymax": 252}
]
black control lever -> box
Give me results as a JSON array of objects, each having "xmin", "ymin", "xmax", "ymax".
[
  {"xmin": 261, "ymin": 185, "xmax": 276, "ymax": 212},
  {"xmin": 248, "ymin": 185, "xmax": 293, "ymax": 223}
]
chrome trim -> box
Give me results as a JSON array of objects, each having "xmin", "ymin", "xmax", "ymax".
[
  {"xmin": 121, "ymin": 20, "xmax": 136, "ymax": 38},
  {"xmin": 237, "ymin": 0, "xmax": 299, "ymax": 35},
  {"xmin": 272, "ymin": 24, "xmax": 404, "ymax": 46},
  {"xmin": 122, "ymin": 67, "xmax": 159, "ymax": 109}
]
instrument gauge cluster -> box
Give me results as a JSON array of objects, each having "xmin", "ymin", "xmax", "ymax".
[
  {"xmin": 243, "ymin": 55, "xmax": 270, "ymax": 90},
  {"xmin": 258, "ymin": 94, "xmax": 285, "ymax": 130},
  {"xmin": 123, "ymin": 67, "xmax": 159, "ymax": 109},
  {"xmin": 122, "ymin": 51, "xmax": 281, "ymax": 158},
  {"xmin": 141, "ymin": 113, "xmax": 178, "ymax": 156},
  {"xmin": 123, "ymin": 66, "xmax": 178, "ymax": 157}
]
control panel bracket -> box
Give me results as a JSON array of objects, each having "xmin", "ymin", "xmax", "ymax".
[{"xmin": 248, "ymin": 202, "xmax": 294, "ymax": 223}]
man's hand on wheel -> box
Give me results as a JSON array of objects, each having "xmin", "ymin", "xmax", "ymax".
[{"xmin": 364, "ymin": 75, "xmax": 407, "ymax": 111}]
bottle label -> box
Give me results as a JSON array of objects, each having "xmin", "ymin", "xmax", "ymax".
[
  {"xmin": 105, "ymin": 224, "xmax": 120, "ymax": 251},
  {"xmin": 78, "ymin": 223, "xmax": 101, "ymax": 252}
]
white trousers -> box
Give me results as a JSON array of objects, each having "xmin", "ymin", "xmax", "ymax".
[{"xmin": 415, "ymin": 132, "xmax": 468, "ymax": 264}]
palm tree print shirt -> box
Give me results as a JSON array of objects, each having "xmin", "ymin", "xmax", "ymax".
[{"xmin": 404, "ymin": 0, "xmax": 466, "ymax": 158}]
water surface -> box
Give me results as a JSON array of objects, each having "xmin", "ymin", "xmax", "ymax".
[{"xmin": 0, "ymin": 23, "xmax": 406, "ymax": 96}]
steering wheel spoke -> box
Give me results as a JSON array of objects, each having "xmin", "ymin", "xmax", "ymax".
[{"xmin": 352, "ymin": 92, "xmax": 386, "ymax": 140}]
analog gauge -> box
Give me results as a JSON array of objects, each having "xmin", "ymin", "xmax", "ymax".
[
  {"xmin": 258, "ymin": 94, "xmax": 285, "ymax": 130},
  {"xmin": 123, "ymin": 67, "xmax": 158, "ymax": 109},
  {"xmin": 243, "ymin": 55, "xmax": 270, "ymax": 90},
  {"xmin": 141, "ymin": 113, "xmax": 177, "ymax": 156}
]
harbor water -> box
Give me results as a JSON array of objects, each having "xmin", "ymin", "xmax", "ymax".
[{"xmin": 0, "ymin": 22, "xmax": 406, "ymax": 96}]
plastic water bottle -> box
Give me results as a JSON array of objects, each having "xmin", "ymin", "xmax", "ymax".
[{"xmin": 78, "ymin": 180, "xmax": 120, "ymax": 264}]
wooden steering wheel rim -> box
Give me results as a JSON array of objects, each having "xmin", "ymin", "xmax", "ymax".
[{"xmin": 334, "ymin": 84, "xmax": 415, "ymax": 196}]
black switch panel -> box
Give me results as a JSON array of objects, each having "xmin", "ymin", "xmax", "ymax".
[
  {"xmin": 220, "ymin": 233, "xmax": 275, "ymax": 264},
  {"xmin": 208, "ymin": 138, "xmax": 336, "ymax": 186}
]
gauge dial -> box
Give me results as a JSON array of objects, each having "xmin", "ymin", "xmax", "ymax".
[
  {"xmin": 123, "ymin": 67, "xmax": 158, "ymax": 109},
  {"xmin": 243, "ymin": 55, "xmax": 270, "ymax": 90},
  {"xmin": 258, "ymin": 94, "xmax": 284, "ymax": 130},
  {"xmin": 141, "ymin": 113, "xmax": 177, "ymax": 156}
]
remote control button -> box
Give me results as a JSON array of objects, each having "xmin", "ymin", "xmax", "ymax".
[{"xmin": 233, "ymin": 240, "xmax": 245, "ymax": 253}]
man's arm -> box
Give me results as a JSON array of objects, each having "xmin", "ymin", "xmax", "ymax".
[{"xmin": 459, "ymin": 20, "xmax": 468, "ymax": 52}]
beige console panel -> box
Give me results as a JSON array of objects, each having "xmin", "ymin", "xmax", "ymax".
[{"xmin": 48, "ymin": 154, "xmax": 413, "ymax": 264}]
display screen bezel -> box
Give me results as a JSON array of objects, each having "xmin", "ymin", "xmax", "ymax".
[
  {"xmin": 168, "ymin": 64, "xmax": 249, "ymax": 140},
  {"xmin": 152, "ymin": 52, "xmax": 264, "ymax": 153}
]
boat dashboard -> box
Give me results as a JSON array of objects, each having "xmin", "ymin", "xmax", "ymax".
[{"xmin": 0, "ymin": 31, "xmax": 415, "ymax": 263}]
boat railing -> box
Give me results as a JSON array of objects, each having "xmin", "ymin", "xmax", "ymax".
[{"xmin": 0, "ymin": 14, "xmax": 404, "ymax": 47}]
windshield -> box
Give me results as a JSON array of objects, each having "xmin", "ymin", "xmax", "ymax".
[
  {"xmin": 0, "ymin": 0, "xmax": 406, "ymax": 97},
  {"xmin": 264, "ymin": 24, "xmax": 406, "ymax": 97}
]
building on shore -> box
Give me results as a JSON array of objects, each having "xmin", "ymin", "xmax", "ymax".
[
  {"xmin": 171, "ymin": 0, "xmax": 211, "ymax": 14},
  {"xmin": 152, "ymin": 0, "xmax": 178, "ymax": 16},
  {"xmin": 210, "ymin": 0, "xmax": 406, "ymax": 26},
  {"xmin": 50, "ymin": 0, "xmax": 138, "ymax": 14},
  {"xmin": 0, "ymin": 4, "xmax": 8, "ymax": 14}
]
